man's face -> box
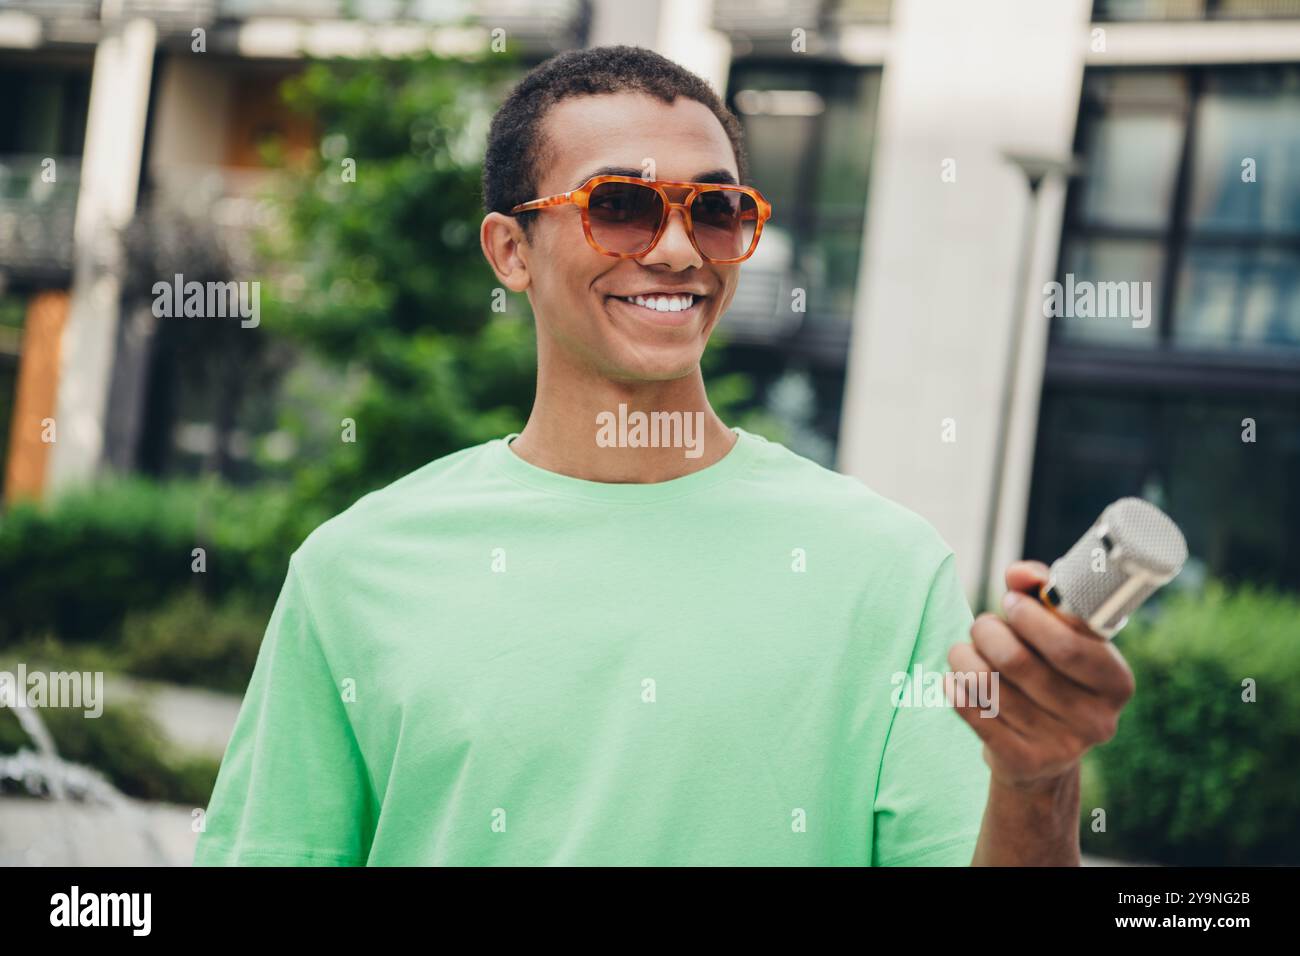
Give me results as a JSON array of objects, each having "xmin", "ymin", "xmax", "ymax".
[{"xmin": 516, "ymin": 92, "xmax": 744, "ymax": 383}]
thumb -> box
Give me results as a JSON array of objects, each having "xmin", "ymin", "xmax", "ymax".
[{"xmin": 1005, "ymin": 559, "xmax": 1050, "ymax": 596}]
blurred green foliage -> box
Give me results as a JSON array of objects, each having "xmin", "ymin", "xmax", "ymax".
[
  {"xmin": 0, "ymin": 477, "xmax": 311, "ymax": 649},
  {"xmin": 118, "ymin": 591, "xmax": 269, "ymax": 694},
  {"xmin": 258, "ymin": 52, "xmax": 538, "ymax": 516},
  {"xmin": 1080, "ymin": 582, "xmax": 1300, "ymax": 864}
]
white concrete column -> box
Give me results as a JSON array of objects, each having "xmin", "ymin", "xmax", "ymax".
[
  {"xmin": 587, "ymin": 0, "xmax": 731, "ymax": 97},
  {"xmin": 836, "ymin": 0, "xmax": 1090, "ymax": 606},
  {"xmin": 47, "ymin": 15, "xmax": 157, "ymax": 492},
  {"xmin": 587, "ymin": 0, "xmax": 663, "ymax": 49},
  {"xmin": 656, "ymin": 0, "xmax": 731, "ymax": 98}
]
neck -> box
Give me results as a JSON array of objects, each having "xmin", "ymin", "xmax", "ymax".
[{"xmin": 509, "ymin": 348, "xmax": 735, "ymax": 484}]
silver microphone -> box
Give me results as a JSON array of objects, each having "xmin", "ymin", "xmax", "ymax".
[{"xmin": 1039, "ymin": 497, "xmax": 1188, "ymax": 640}]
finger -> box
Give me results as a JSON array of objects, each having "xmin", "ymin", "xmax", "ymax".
[
  {"xmin": 946, "ymin": 644, "xmax": 1074, "ymax": 770},
  {"xmin": 946, "ymin": 644, "xmax": 1032, "ymax": 753},
  {"xmin": 970, "ymin": 612, "xmax": 1115, "ymax": 740},
  {"xmin": 1002, "ymin": 592, "xmax": 1136, "ymax": 702},
  {"xmin": 1005, "ymin": 560, "xmax": 1050, "ymax": 596},
  {"xmin": 946, "ymin": 640, "xmax": 1071, "ymax": 740}
]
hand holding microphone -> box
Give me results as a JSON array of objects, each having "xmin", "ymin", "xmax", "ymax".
[{"xmin": 947, "ymin": 498, "xmax": 1187, "ymax": 791}]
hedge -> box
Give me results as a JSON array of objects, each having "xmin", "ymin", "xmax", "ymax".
[{"xmin": 1080, "ymin": 582, "xmax": 1300, "ymax": 864}]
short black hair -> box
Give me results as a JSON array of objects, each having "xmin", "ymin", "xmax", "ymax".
[{"xmin": 482, "ymin": 44, "xmax": 749, "ymax": 235}]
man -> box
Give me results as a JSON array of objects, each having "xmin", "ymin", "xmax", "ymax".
[{"xmin": 194, "ymin": 45, "xmax": 1134, "ymax": 866}]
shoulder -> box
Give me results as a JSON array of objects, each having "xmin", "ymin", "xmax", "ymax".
[
  {"xmin": 737, "ymin": 426, "xmax": 954, "ymax": 568},
  {"xmin": 290, "ymin": 438, "xmax": 495, "ymax": 578}
]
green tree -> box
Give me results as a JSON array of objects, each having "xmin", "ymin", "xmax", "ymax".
[{"xmin": 260, "ymin": 53, "xmax": 536, "ymax": 515}]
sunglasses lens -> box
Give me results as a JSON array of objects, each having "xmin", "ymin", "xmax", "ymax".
[
  {"xmin": 690, "ymin": 190, "xmax": 759, "ymax": 261},
  {"xmin": 587, "ymin": 181, "xmax": 664, "ymax": 254}
]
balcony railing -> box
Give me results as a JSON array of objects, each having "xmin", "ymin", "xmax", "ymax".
[
  {"xmin": 126, "ymin": 164, "xmax": 282, "ymax": 285},
  {"xmin": 0, "ymin": 155, "xmax": 79, "ymax": 281}
]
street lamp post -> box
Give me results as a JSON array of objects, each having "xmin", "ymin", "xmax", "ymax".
[{"xmin": 974, "ymin": 152, "xmax": 1084, "ymax": 613}]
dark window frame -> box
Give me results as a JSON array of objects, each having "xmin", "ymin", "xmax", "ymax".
[
  {"xmin": 1026, "ymin": 60, "xmax": 1300, "ymax": 590},
  {"xmin": 1049, "ymin": 63, "xmax": 1300, "ymax": 388}
]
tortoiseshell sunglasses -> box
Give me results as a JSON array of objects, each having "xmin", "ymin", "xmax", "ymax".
[{"xmin": 510, "ymin": 175, "xmax": 773, "ymax": 264}]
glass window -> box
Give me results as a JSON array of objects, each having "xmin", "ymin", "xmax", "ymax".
[
  {"xmin": 1026, "ymin": 388, "xmax": 1300, "ymax": 592},
  {"xmin": 0, "ymin": 67, "xmax": 91, "ymax": 156},
  {"xmin": 1032, "ymin": 65, "xmax": 1300, "ymax": 599},
  {"xmin": 1078, "ymin": 112, "xmax": 1184, "ymax": 229},
  {"xmin": 1055, "ymin": 65, "xmax": 1300, "ymax": 352},
  {"xmin": 1052, "ymin": 238, "xmax": 1164, "ymax": 348},
  {"xmin": 728, "ymin": 64, "xmax": 880, "ymax": 334},
  {"xmin": 1189, "ymin": 71, "xmax": 1300, "ymax": 235},
  {"xmin": 1175, "ymin": 245, "xmax": 1300, "ymax": 349},
  {"xmin": 733, "ymin": 69, "xmax": 818, "ymax": 218}
]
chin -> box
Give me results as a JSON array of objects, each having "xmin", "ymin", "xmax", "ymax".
[{"xmin": 602, "ymin": 348, "xmax": 703, "ymax": 384}]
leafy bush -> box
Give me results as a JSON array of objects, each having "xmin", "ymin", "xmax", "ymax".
[
  {"xmin": 119, "ymin": 590, "xmax": 266, "ymax": 694},
  {"xmin": 1080, "ymin": 582, "xmax": 1300, "ymax": 864},
  {"xmin": 0, "ymin": 477, "xmax": 321, "ymax": 648}
]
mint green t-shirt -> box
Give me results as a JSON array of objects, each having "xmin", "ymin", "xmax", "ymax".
[{"xmin": 194, "ymin": 426, "xmax": 990, "ymax": 866}]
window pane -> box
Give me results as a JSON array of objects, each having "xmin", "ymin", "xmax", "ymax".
[
  {"xmin": 730, "ymin": 65, "xmax": 879, "ymax": 332},
  {"xmin": 804, "ymin": 227, "xmax": 863, "ymax": 326},
  {"xmin": 1026, "ymin": 389, "xmax": 1300, "ymax": 592},
  {"xmin": 815, "ymin": 71, "xmax": 878, "ymax": 210},
  {"xmin": 1163, "ymin": 393, "xmax": 1300, "ymax": 592},
  {"xmin": 730, "ymin": 68, "xmax": 816, "ymax": 218},
  {"xmin": 1174, "ymin": 244, "xmax": 1300, "ymax": 349},
  {"xmin": 1189, "ymin": 68, "xmax": 1300, "ymax": 235},
  {"xmin": 1051, "ymin": 238, "xmax": 1164, "ymax": 347},
  {"xmin": 1025, "ymin": 392, "xmax": 1158, "ymax": 567},
  {"xmin": 811, "ymin": 71, "xmax": 879, "ymax": 326},
  {"xmin": 1078, "ymin": 112, "xmax": 1184, "ymax": 229}
]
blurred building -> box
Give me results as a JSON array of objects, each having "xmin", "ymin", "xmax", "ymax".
[
  {"xmin": 0, "ymin": 0, "xmax": 593, "ymax": 495},
  {"xmin": 0, "ymin": 0, "xmax": 1296, "ymax": 603}
]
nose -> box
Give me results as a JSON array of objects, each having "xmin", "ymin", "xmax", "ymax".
[{"xmin": 639, "ymin": 202, "xmax": 702, "ymax": 270}]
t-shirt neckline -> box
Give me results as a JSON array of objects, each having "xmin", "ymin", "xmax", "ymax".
[{"xmin": 489, "ymin": 425, "xmax": 759, "ymax": 503}]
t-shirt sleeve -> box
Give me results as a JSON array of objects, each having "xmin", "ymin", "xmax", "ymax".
[
  {"xmin": 193, "ymin": 553, "xmax": 376, "ymax": 866},
  {"xmin": 871, "ymin": 550, "xmax": 990, "ymax": 866}
]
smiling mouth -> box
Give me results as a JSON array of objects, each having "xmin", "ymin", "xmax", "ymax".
[
  {"xmin": 617, "ymin": 293, "xmax": 699, "ymax": 312},
  {"xmin": 606, "ymin": 293, "xmax": 707, "ymax": 325}
]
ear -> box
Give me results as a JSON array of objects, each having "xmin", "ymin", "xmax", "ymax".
[{"xmin": 480, "ymin": 212, "xmax": 532, "ymax": 293}]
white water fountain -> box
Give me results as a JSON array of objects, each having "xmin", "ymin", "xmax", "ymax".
[{"xmin": 0, "ymin": 701, "xmax": 185, "ymax": 865}]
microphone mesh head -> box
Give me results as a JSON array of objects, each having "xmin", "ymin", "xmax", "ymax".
[
  {"xmin": 1048, "ymin": 497, "xmax": 1188, "ymax": 637},
  {"xmin": 1104, "ymin": 497, "xmax": 1189, "ymax": 577}
]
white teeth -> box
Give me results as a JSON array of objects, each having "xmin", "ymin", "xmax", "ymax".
[{"xmin": 622, "ymin": 294, "xmax": 695, "ymax": 312}]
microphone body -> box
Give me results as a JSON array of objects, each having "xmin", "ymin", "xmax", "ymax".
[{"xmin": 1037, "ymin": 497, "xmax": 1188, "ymax": 640}]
